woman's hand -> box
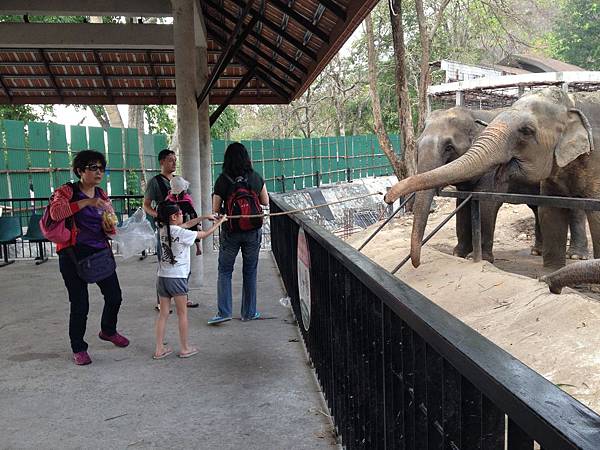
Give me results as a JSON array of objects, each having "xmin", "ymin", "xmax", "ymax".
[{"xmin": 217, "ymin": 215, "xmax": 228, "ymax": 226}]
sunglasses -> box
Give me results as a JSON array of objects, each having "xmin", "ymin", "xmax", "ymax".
[{"xmin": 85, "ymin": 164, "xmax": 105, "ymax": 173}]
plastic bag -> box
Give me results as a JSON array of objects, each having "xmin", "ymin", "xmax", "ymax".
[
  {"xmin": 279, "ymin": 296, "xmax": 292, "ymax": 309},
  {"xmin": 112, "ymin": 208, "xmax": 156, "ymax": 259}
]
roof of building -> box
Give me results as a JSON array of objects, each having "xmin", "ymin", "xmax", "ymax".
[{"xmin": 0, "ymin": 0, "xmax": 378, "ymax": 105}]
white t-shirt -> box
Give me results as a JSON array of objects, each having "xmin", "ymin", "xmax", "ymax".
[{"xmin": 157, "ymin": 225, "xmax": 197, "ymax": 278}]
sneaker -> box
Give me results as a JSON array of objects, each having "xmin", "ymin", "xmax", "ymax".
[
  {"xmin": 99, "ymin": 331, "xmax": 130, "ymax": 348},
  {"xmin": 207, "ymin": 315, "xmax": 232, "ymax": 325},
  {"xmin": 241, "ymin": 312, "xmax": 261, "ymax": 322},
  {"xmin": 73, "ymin": 351, "xmax": 92, "ymax": 365}
]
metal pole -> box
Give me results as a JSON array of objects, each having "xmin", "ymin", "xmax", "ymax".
[
  {"xmin": 358, "ymin": 193, "xmax": 415, "ymax": 252},
  {"xmin": 471, "ymin": 199, "xmax": 482, "ymax": 262},
  {"xmin": 173, "ymin": 0, "xmax": 203, "ymax": 287},
  {"xmin": 391, "ymin": 195, "xmax": 473, "ymax": 274}
]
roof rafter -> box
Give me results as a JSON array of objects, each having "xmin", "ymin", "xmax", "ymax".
[
  {"xmin": 206, "ymin": 23, "xmax": 291, "ymax": 101},
  {"xmin": 38, "ymin": 49, "xmax": 63, "ymax": 102},
  {"xmin": 268, "ymin": 0, "xmax": 329, "ymax": 43},
  {"xmin": 197, "ymin": 0, "xmax": 259, "ymax": 106},
  {"xmin": 203, "ymin": 0, "xmax": 308, "ymax": 73},
  {"xmin": 210, "ymin": 68, "xmax": 256, "ymax": 126},
  {"xmin": 207, "ymin": 16, "xmax": 302, "ymax": 84},
  {"xmin": 235, "ymin": 0, "xmax": 318, "ymax": 60}
]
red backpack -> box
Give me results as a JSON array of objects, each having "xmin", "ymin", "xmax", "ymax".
[
  {"xmin": 39, "ymin": 182, "xmax": 78, "ymax": 244},
  {"xmin": 224, "ymin": 174, "xmax": 263, "ymax": 233}
]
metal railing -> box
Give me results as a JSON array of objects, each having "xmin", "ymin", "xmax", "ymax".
[
  {"xmin": 0, "ymin": 194, "xmax": 272, "ymax": 261},
  {"xmin": 270, "ymin": 193, "xmax": 600, "ymax": 450}
]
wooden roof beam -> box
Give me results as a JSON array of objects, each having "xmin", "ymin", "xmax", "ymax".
[
  {"xmin": 210, "ymin": 68, "xmax": 256, "ymax": 126},
  {"xmin": 0, "ymin": 23, "xmax": 173, "ymax": 49},
  {"xmin": 318, "ymin": 0, "xmax": 346, "ymax": 20},
  {"xmin": 0, "ymin": 0, "xmax": 172, "ymax": 17},
  {"xmin": 236, "ymin": 0, "xmax": 318, "ymax": 60},
  {"xmin": 206, "ymin": 23, "xmax": 291, "ymax": 101},
  {"xmin": 203, "ymin": 0, "xmax": 308, "ymax": 73},
  {"xmin": 197, "ymin": 0, "xmax": 259, "ymax": 106},
  {"xmin": 206, "ymin": 16, "xmax": 301, "ymax": 84},
  {"xmin": 269, "ymin": 0, "xmax": 329, "ymax": 43}
]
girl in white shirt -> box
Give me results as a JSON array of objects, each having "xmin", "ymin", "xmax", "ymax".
[{"xmin": 153, "ymin": 200, "xmax": 226, "ymax": 359}]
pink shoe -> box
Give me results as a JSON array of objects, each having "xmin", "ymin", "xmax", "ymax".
[
  {"xmin": 73, "ymin": 351, "xmax": 92, "ymax": 365},
  {"xmin": 99, "ymin": 331, "xmax": 130, "ymax": 348}
]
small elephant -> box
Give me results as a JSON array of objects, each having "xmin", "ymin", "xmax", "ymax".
[
  {"xmin": 386, "ymin": 87, "xmax": 598, "ymax": 269},
  {"xmin": 410, "ymin": 106, "xmax": 588, "ymax": 267}
]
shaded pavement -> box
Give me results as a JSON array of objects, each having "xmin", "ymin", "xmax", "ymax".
[{"xmin": 0, "ymin": 252, "xmax": 336, "ymax": 449}]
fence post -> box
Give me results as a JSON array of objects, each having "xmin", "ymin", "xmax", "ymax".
[
  {"xmin": 280, "ymin": 175, "xmax": 286, "ymax": 193},
  {"xmin": 471, "ymin": 198, "xmax": 482, "ymax": 262},
  {"xmin": 346, "ymin": 167, "xmax": 351, "ymax": 183},
  {"xmin": 315, "ymin": 170, "xmax": 320, "ymax": 187}
]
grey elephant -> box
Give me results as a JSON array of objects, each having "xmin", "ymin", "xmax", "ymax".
[
  {"xmin": 411, "ymin": 106, "xmax": 588, "ymax": 267},
  {"xmin": 385, "ymin": 87, "xmax": 597, "ymax": 269}
]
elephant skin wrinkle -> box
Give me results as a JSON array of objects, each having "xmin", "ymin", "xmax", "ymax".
[{"xmin": 348, "ymin": 196, "xmax": 600, "ymax": 414}]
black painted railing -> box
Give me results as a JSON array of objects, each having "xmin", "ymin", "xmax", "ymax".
[{"xmin": 270, "ymin": 194, "xmax": 600, "ymax": 450}]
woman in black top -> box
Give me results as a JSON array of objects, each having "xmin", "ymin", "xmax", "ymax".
[{"xmin": 208, "ymin": 142, "xmax": 269, "ymax": 324}]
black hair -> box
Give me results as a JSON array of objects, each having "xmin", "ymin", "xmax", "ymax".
[
  {"xmin": 158, "ymin": 149, "xmax": 175, "ymax": 161},
  {"xmin": 72, "ymin": 150, "xmax": 106, "ymax": 179},
  {"xmin": 222, "ymin": 142, "xmax": 252, "ymax": 177},
  {"xmin": 156, "ymin": 200, "xmax": 181, "ymax": 265}
]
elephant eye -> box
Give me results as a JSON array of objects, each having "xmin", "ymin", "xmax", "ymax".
[
  {"xmin": 519, "ymin": 126, "xmax": 535, "ymax": 137},
  {"xmin": 444, "ymin": 144, "xmax": 455, "ymax": 153}
]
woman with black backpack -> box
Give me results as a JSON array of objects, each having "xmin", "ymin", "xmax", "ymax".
[{"xmin": 208, "ymin": 142, "xmax": 269, "ymax": 325}]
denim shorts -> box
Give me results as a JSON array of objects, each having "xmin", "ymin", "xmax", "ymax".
[{"xmin": 156, "ymin": 277, "xmax": 188, "ymax": 298}]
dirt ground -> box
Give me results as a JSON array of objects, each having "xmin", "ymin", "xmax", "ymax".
[{"xmin": 346, "ymin": 197, "xmax": 600, "ymax": 413}]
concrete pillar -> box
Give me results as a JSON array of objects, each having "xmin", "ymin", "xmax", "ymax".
[
  {"xmin": 173, "ymin": 0, "xmax": 203, "ymax": 287},
  {"xmin": 196, "ymin": 44, "xmax": 213, "ymax": 254}
]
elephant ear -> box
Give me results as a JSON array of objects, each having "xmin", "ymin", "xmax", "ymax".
[{"xmin": 555, "ymin": 108, "xmax": 594, "ymax": 168}]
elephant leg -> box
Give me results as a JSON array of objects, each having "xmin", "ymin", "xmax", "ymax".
[
  {"xmin": 567, "ymin": 208, "xmax": 589, "ymax": 260},
  {"xmin": 453, "ymin": 198, "xmax": 472, "ymax": 258},
  {"xmin": 540, "ymin": 206, "xmax": 568, "ymax": 269},
  {"xmin": 529, "ymin": 205, "xmax": 543, "ymax": 256},
  {"xmin": 479, "ymin": 200, "xmax": 501, "ymax": 263},
  {"xmin": 585, "ymin": 211, "xmax": 600, "ymax": 260}
]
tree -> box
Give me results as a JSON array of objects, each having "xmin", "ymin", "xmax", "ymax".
[
  {"xmin": 209, "ymin": 106, "xmax": 239, "ymax": 139},
  {"xmin": 389, "ymin": 0, "xmax": 415, "ymax": 178},
  {"xmin": 365, "ymin": 12, "xmax": 404, "ymax": 180},
  {"xmin": 547, "ymin": 0, "xmax": 600, "ymax": 69}
]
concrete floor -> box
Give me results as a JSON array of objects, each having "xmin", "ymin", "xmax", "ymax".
[{"xmin": 0, "ymin": 252, "xmax": 336, "ymax": 449}]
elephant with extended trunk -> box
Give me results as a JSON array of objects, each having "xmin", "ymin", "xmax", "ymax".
[
  {"xmin": 411, "ymin": 106, "xmax": 588, "ymax": 267},
  {"xmin": 385, "ymin": 87, "xmax": 598, "ymax": 269}
]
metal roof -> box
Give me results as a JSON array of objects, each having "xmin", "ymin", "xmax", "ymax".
[{"xmin": 0, "ymin": 0, "xmax": 378, "ymax": 105}]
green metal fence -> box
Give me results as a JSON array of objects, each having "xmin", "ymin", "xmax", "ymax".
[
  {"xmin": 0, "ymin": 120, "xmax": 168, "ymax": 198},
  {"xmin": 0, "ymin": 119, "xmax": 399, "ymax": 199},
  {"xmin": 212, "ymin": 134, "xmax": 401, "ymax": 193}
]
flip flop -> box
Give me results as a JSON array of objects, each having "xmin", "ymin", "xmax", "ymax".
[
  {"xmin": 153, "ymin": 348, "xmax": 173, "ymax": 360},
  {"xmin": 178, "ymin": 348, "xmax": 199, "ymax": 359}
]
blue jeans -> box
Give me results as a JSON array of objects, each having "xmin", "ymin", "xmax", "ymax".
[{"xmin": 217, "ymin": 228, "xmax": 262, "ymax": 319}]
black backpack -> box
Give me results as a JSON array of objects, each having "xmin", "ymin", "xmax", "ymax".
[{"xmin": 224, "ymin": 174, "xmax": 263, "ymax": 233}]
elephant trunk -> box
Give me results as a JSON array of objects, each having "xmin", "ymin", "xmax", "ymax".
[
  {"xmin": 410, "ymin": 189, "xmax": 436, "ymax": 268},
  {"xmin": 540, "ymin": 259, "xmax": 600, "ymax": 294},
  {"xmin": 384, "ymin": 123, "xmax": 512, "ymax": 204}
]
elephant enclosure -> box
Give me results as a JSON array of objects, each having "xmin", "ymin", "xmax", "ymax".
[{"xmin": 347, "ymin": 197, "xmax": 600, "ymax": 413}]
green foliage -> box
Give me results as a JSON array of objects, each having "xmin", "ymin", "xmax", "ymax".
[
  {"xmin": 209, "ymin": 106, "xmax": 239, "ymax": 139},
  {"xmin": 144, "ymin": 105, "xmax": 175, "ymax": 136},
  {"xmin": 546, "ymin": 0, "xmax": 600, "ymax": 69},
  {"xmin": 0, "ymin": 105, "xmax": 52, "ymax": 122}
]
